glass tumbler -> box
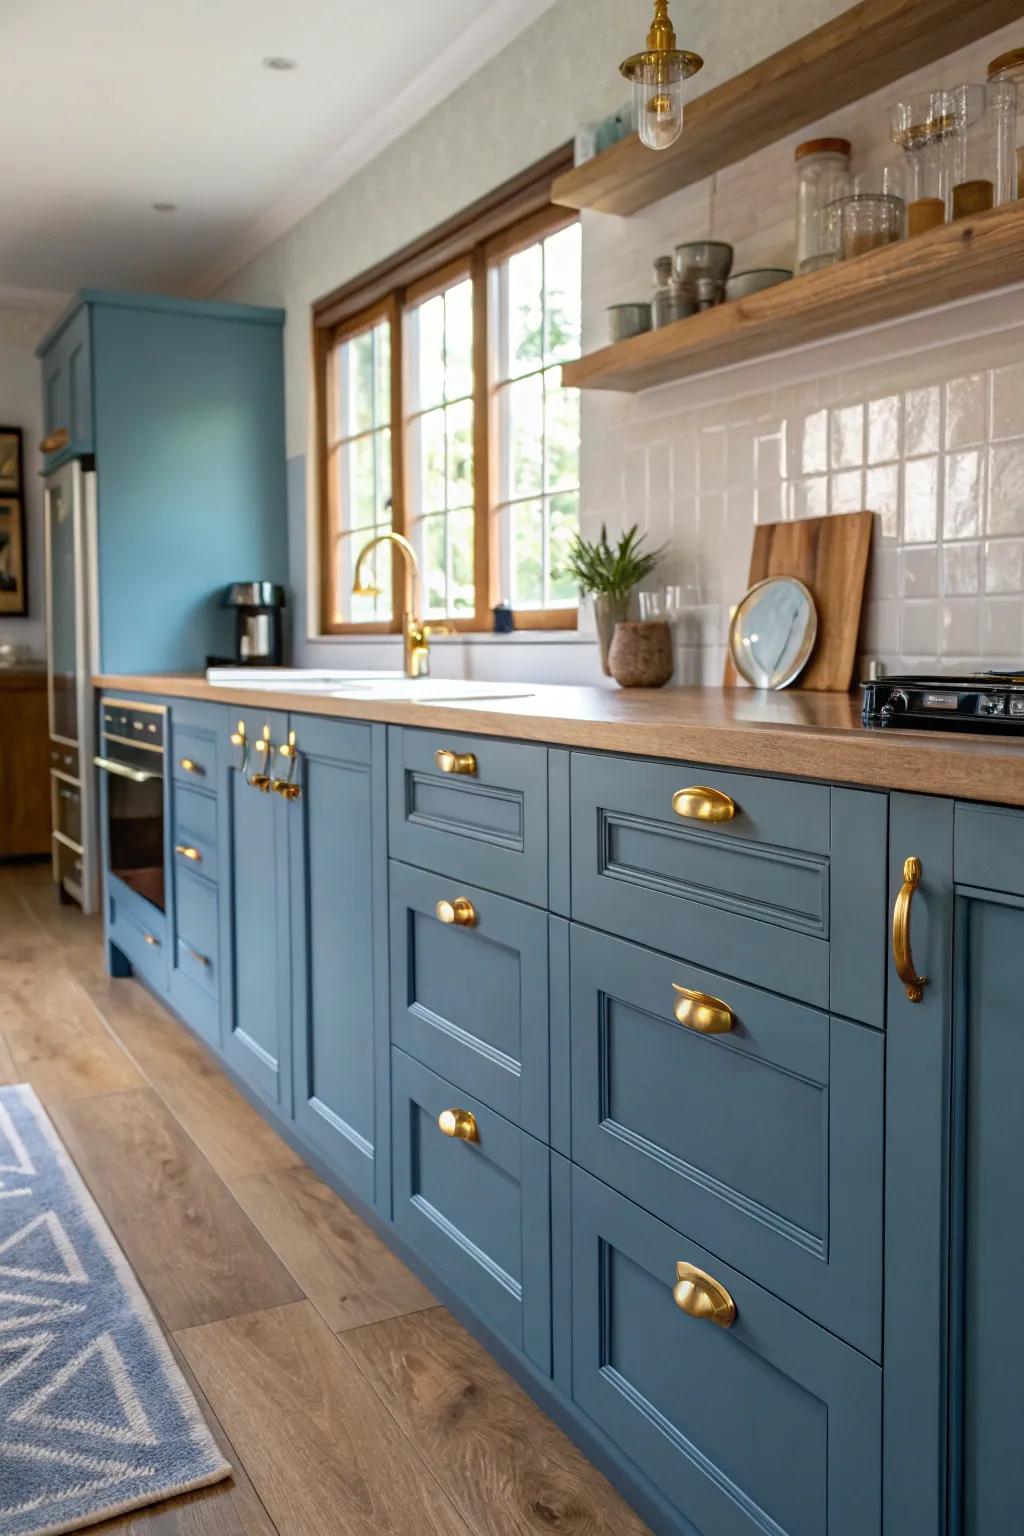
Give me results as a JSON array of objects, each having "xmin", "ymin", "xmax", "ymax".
[
  {"xmin": 988, "ymin": 48, "xmax": 1024, "ymax": 199},
  {"xmin": 891, "ymin": 90, "xmax": 957, "ymax": 228}
]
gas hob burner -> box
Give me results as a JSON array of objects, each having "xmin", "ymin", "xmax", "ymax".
[{"xmin": 862, "ymin": 672, "xmax": 1024, "ymax": 734}]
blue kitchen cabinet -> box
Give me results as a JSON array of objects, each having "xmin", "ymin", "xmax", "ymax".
[
  {"xmin": 167, "ymin": 699, "xmax": 227, "ymax": 1049},
  {"xmin": 39, "ymin": 291, "xmax": 288, "ymax": 672},
  {"xmin": 288, "ymin": 716, "xmax": 389, "ymax": 1210},
  {"xmin": 40, "ymin": 302, "xmax": 93, "ymax": 469},
  {"xmin": 218, "ymin": 707, "xmax": 292, "ymax": 1114}
]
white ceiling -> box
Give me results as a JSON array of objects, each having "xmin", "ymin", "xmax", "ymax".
[{"xmin": 0, "ymin": 0, "xmax": 560, "ymax": 300}]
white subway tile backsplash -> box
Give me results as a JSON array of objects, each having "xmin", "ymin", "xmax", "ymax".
[
  {"xmin": 830, "ymin": 469, "xmax": 864, "ymax": 515},
  {"xmin": 699, "ymin": 428, "xmax": 726, "ymax": 493},
  {"xmin": 868, "ymin": 396, "xmax": 901, "ymax": 465},
  {"xmin": 944, "ymin": 451, "xmax": 984, "ymax": 541},
  {"xmin": 991, "ymin": 362, "xmax": 1024, "ymax": 440},
  {"xmin": 830, "ymin": 405, "xmax": 864, "ymax": 470},
  {"xmin": 988, "ymin": 441, "xmax": 1024, "ymax": 535},
  {"xmin": 945, "ymin": 374, "xmax": 987, "ymax": 449},
  {"xmin": 904, "ymin": 458, "xmax": 939, "ymax": 544},
  {"xmin": 866, "ymin": 464, "xmax": 900, "ymax": 541},
  {"xmin": 901, "ymin": 546, "xmax": 938, "ymax": 599},
  {"xmin": 941, "ymin": 600, "xmax": 981, "ymax": 657},
  {"xmin": 942, "ymin": 542, "xmax": 981, "ymax": 597},
  {"xmin": 800, "ymin": 410, "xmax": 828, "ymax": 476},
  {"xmin": 984, "ymin": 538, "xmax": 1024, "ymax": 595},
  {"xmin": 982, "ymin": 599, "xmax": 1024, "ymax": 658},
  {"xmin": 902, "ymin": 601, "xmax": 939, "ymax": 656},
  {"xmin": 905, "ymin": 387, "xmax": 941, "ymax": 457}
]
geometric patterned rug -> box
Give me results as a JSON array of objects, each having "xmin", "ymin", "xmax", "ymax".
[{"xmin": 0, "ymin": 1084, "xmax": 229, "ymax": 1535}]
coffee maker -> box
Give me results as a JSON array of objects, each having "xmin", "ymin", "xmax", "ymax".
[{"xmin": 222, "ymin": 582, "xmax": 286, "ymax": 665}]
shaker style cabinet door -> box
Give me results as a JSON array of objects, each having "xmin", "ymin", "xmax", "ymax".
[
  {"xmin": 218, "ymin": 708, "xmax": 292, "ymax": 1114},
  {"xmin": 289, "ymin": 717, "xmax": 388, "ymax": 1209}
]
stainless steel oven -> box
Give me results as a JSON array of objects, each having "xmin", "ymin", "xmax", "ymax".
[{"xmin": 94, "ymin": 698, "xmax": 167, "ymax": 914}]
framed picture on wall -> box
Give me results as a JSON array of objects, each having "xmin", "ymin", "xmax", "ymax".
[
  {"xmin": 0, "ymin": 494, "xmax": 27, "ymax": 615},
  {"xmin": 0, "ymin": 428, "xmax": 22, "ymax": 493}
]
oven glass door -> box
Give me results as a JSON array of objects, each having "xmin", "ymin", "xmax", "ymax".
[{"xmin": 97, "ymin": 702, "xmax": 166, "ymax": 913}]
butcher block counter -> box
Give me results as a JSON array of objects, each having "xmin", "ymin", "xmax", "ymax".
[{"xmin": 94, "ymin": 673, "xmax": 1024, "ymax": 808}]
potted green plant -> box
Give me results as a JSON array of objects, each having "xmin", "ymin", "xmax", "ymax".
[{"xmin": 563, "ymin": 523, "xmax": 667, "ymax": 676}]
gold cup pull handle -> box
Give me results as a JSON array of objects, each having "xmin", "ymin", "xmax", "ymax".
[
  {"xmin": 179, "ymin": 757, "xmax": 205, "ymax": 776},
  {"xmin": 436, "ymin": 897, "xmax": 477, "ymax": 927},
  {"xmin": 174, "ymin": 844, "xmax": 201, "ymax": 863},
  {"xmin": 672, "ymin": 786, "xmax": 737, "ymax": 823},
  {"xmin": 893, "ymin": 855, "xmax": 927, "ymax": 1003},
  {"xmin": 673, "ymin": 1262, "xmax": 737, "ymax": 1328},
  {"xmin": 143, "ymin": 932, "xmax": 160, "ymax": 948},
  {"xmin": 438, "ymin": 1108, "xmax": 478, "ymax": 1141},
  {"xmin": 40, "ymin": 428, "xmax": 69, "ymax": 454},
  {"xmin": 435, "ymin": 748, "xmax": 477, "ymax": 776},
  {"xmin": 672, "ymin": 984, "xmax": 734, "ymax": 1034}
]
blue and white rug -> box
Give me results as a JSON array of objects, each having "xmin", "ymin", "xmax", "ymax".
[{"xmin": 0, "ymin": 1084, "xmax": 229, "ymax": 1535}]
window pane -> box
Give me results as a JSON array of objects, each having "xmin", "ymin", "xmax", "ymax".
[
  {"xmin": 416, "ymin": 296, "xmax": 445, "ymax": 412},
  {"xmin": 416, "ymin": 408, "xmax": 447, "ymax": 514},
  {"xmin": 343, "ymin": 435, "xmax": 377, "ymax": 529},
  {"xmin": 445, "ymin": 280, "xmax": 473, "ymax": 402},
  {"xmin": 507, "ymin": 374, "xmax": 544, "ymax": 498},
  {"xmin": 548, "ymin": 492, "xmax": 579, "ymax": 604},
  {"xmin": 423, "ymin": 513, "xmax": 447, "ymax": 617},
  {"xmin": 374, "ymin": 322, "xmax": 392, "ymax": 428},
  {"xmin": 511, "ymin": 499, "xmax": 544, "ymax": 608},
  {"xmin": 544, "ymin": 224, "xmax": 583, "ymax": 365},
  {"xmin": 447, "ymin": 399, "xmax": 474, "ymax": 508},
  {"xmin": 449, "ymin": 507, "xmax": 475, "ymax": 615},
  {"xmin": 376, "ymin": 427, "xmax": 392, "ymax": 520},
  {"xmin": 343, "ymin": 534, "xmax": 391, "ymax": 624},
  {"xmin": 544, "ymin": 382, "xmax": 580, "ymax": 492},
  {"xmin": 342, "ymin": 331, "xmax": 375, "ymax": 436},
  {"xmin": 507, "ymin": 243, "xmax": 544, "ymax": 379}
]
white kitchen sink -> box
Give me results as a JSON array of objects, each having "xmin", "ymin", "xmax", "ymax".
[{"xmin": 205, "ymin": 667, "xmax": 533, "ymax": 703}]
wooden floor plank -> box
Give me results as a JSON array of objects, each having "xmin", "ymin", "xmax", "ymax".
[
  {"xmin": 51, "ymin": 1088, "xmax": 303, "ymax": 1331},
  {"xmin": 13, "ymin": 879, "xmax": 106, "ymax": 980},
  {"xmin": 0, "ymin": 966, "xmax": 146, "ymax": 1104},
  {"xmin": 341, "ymin": 1307, "xmax": 653, "ymax": 1536},
  {"xmin": 230, "ymin": 1164, "xmax": 436, "ymax": 1334},
  {"xmin": 89, "ymin": 1339, "xmax": 279, "ymax": 1535},
  {"xmin": 83, "ymin": 975, "xmax": 302, "ymax": 1181},
  {"xmin": 0, "ymin": 1027, "xmax": 19, "ymax": 1085},
  {"xmin": 177, "ymin": 1301, "xmax": 473, "ymax": 1536}
]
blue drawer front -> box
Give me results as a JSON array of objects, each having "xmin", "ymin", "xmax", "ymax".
[
  {"xmin": 567, "ymin": 924, "xmax": 882, "ymax": 1359},
  {"xmin": 172, "ymin": 785, "xmax": 218, "ymax": 881},
  {"xmin": 954, "ymin": 801, "xmax": 1024, "ymax": 897},
  {"xmin": 388, "ymin": 728, "xmax": 548, "ymax": 906},
  {"xmin": 174, "ymin": 865, "xmax": 219, "ymax": 995},
  {"xmin": 571, "ymin": 751, "xmax": 832, "ymax": 1007},
  {"xmin": 571, "ymin": 1167, "xmax": 881, "ymax": 1536},
  {"xmin": 389, "ymin": 860, "xmax": 549, "ymax": 1140},
  {"xmin": 108, "ymin": 878, "xmax": 168, "ymax": 995},
  {"xmin": 391, "ymin": 1048, "xmax": 551, "ymax": 1375}
]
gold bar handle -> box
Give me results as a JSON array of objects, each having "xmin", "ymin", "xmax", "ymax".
[
  {"xmin": 436, "ymin": 897, "xmax": 477, "ymax": 927},
  {"xmin": 248, "ymin": 726, "xmax": 273, "ymax": 792},
  {"xmin": 672, "ymin": 786, "xmax": 736, "ymax": 823},
  {"xmin": 174, "ymin": 844, "xmax": 201, "ymax": 863},
  {"xmin": 673, "ymin": 1262, "xmax": 737, "ymax": 1328},
  {"xmin": 179, "ymin": 757, "xmax": 205, "ymax": 776},
  {"xmin": 272, "ymin": 731, "xmax": 302, "ymax": 800},
  {"xmin": 40, "ymin": 428, "xmax": 69, "ymax": 454},
  {"xmin": 182, "ymin": 943, "xmax": 210, "ymax": 968},
  {"xmin": 438, "ymin": 1108, "xmax": 478, "ymax": 1141},
  {"xmin": 672, "ymin": 984, "xmax": 734, "ymax": 1034},
  {"xmin": 143, "ymin": 933, "xmax": 160, "ymax": 948},
  {"xmin": 230, "ymin": 722, "xmax": 249, "ymax": 776},
  {"xmin": 893, "ymin": 855, "xmax": 927, "ymax": 1003},
  {"xmin": 435, "ymin": 748, "xmax": 477, "ymax": 776}
]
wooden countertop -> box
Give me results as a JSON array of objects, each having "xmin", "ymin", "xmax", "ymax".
[{"xmin": 94, "ymin": 673, "xmax": 1024, "ymax": 808}]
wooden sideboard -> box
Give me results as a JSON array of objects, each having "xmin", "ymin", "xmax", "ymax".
[{"xmin": 0, "ymin": 667, "xmax": 50, "ymax": 858}]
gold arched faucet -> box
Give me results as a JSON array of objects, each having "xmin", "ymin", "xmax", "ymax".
[{"xmin": 352, "ymin": 531, "xmax": 452, "ymax": 678}]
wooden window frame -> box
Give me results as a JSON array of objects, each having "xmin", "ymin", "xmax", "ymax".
[{"xmin": 313, "ymin": 145, "xmax": 578, "ymax": 637}]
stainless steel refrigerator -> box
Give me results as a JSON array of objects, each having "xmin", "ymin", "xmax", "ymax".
[{"xmin": 43, "ymin": 459, "xmax": 99, "ymax": 913}]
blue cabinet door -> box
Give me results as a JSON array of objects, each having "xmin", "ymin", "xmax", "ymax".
[
  {"xmin": 389, "ymin": 859, "xmax": 549, "ymax": 1139},
  {"xmin": 40, "ymin": 303, "xmax": 93, "ymax": 469},
  {"xmin": 572, "ymin": 1166, "xmax": 881, "ymax": 1536},
  {"xmin": 219, "ymin": 708, "xmax": 292, "ymax": 1113},
  {"xmin": 289, "ymin": 716, "xmax": 387, "ymax": 1208},
  {"xmin": 391, "ymin": 1048, "xmax": 551, "ymax": 1375}
]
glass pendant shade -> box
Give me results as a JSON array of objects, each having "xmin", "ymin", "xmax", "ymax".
[{"xmin": 621, "ymin": 0, "xmax": 703, "ymax": 153}]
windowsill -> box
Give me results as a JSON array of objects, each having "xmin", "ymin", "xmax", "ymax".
[{"xmin": 307, "ymin": 627, "xmax": 590, "ymax": 646}]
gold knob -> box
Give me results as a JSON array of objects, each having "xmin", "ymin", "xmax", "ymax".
[
  {"xmin": 438, "ymin": 1108, "xmax": 478, "ymax": 1141},
  {"xmin": 435, "ymin": 748, "xmax": 477, "ymax": 776},
  {"xmin": 672, "ymin": 984, "xmax": 734, "ymax": 1034},
  {"xmin": 436, "ymin": 897, "xmax": 477, "ymax": 927},
  {"xmin": 673, "ymin": 1262, "xmax": 736, "ymax": 1328},
  {"xmin": 672, "ymin": 786, "xmax": 737, "ymax": 823},
  {"xmin": 143, "ymin": 933, "xmax": 160, "ymax": 948},
  {"xmin": 893, "ymin": 855, "xmax": 927, "ymax": 1003},
  {"xmin": 174, "ymin": 844, "xmax": 201, "ymax": 863},
  {"xmin": 248, "ymin": 774, "xmax": 272, "ymax": 792},
  {"xmin": 40, "ymin": 428, "xmax": 69, "ymax": 454},
  {"xmin": 179, "ymin": 757, "xmax": 204, "ymax": 776},
  {"xmin": 230, "ymin": 727, "xmax": 245, "ymax": 747},
  {"xmin": 273, "ymin": 780, "xmax": 302, "ymax": 800}
]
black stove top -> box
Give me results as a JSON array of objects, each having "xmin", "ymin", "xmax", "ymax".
[{"xmin": 862, "ymin": 672, "xmax": 1024, "ymax": 734}]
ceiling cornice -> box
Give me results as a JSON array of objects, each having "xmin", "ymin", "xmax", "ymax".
[{"xmin": 188, "ymin": 0, "xmax": 561, "ymax": 298}]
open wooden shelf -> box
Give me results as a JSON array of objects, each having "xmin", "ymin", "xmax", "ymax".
[
  {"xmin": 552, "ymin": 0, "xmax": 1024, "ymax": 218},
  {"xmin": 561, "ymin": 199, "xmax": 1024, "ymax": 392}
]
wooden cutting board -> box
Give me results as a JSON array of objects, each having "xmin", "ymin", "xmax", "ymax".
[{"xmin": 724, "ymin": 510, "xmax": 874, "ymax": 692}]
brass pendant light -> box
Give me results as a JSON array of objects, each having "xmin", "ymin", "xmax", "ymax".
[{"xmin": 620, "ymin": 0, "xmax": 703, "ymax": 152}]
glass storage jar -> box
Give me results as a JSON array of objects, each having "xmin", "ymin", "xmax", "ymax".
[
  {"xmin": 891, "ymin": 90, "xmax": 957, "ymax": 227},
  {"xmin": 986, "ymin": 51, "xmax": 1023, "ymax": 199},
  {"xmin": 795, "ymin": 137, "xmax": 851, "ymax": 272},
  {"xmin": 831, "ymin": 194, "xmax": 904, "ymax": 258},
  {"xmin": 947, "ymin": 82, "xmax": 1016, "ymax": 218}
]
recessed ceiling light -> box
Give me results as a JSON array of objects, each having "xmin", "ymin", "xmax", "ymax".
[
  {"xmin": 152, "ymin": 202, "xmax": 178, "ymax": 213},
  {"xmin": 262, "ymin": 55, "xmax": 298, "ymax": 71}
]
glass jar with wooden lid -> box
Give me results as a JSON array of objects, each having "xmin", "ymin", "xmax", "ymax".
[
  {"xmin": 794, "ymin": 137, "xmax": 851, "ymax": 272},
  {"xmin": 988, "ymin": 49, "xmax": 1024, "ymax": 199}
]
